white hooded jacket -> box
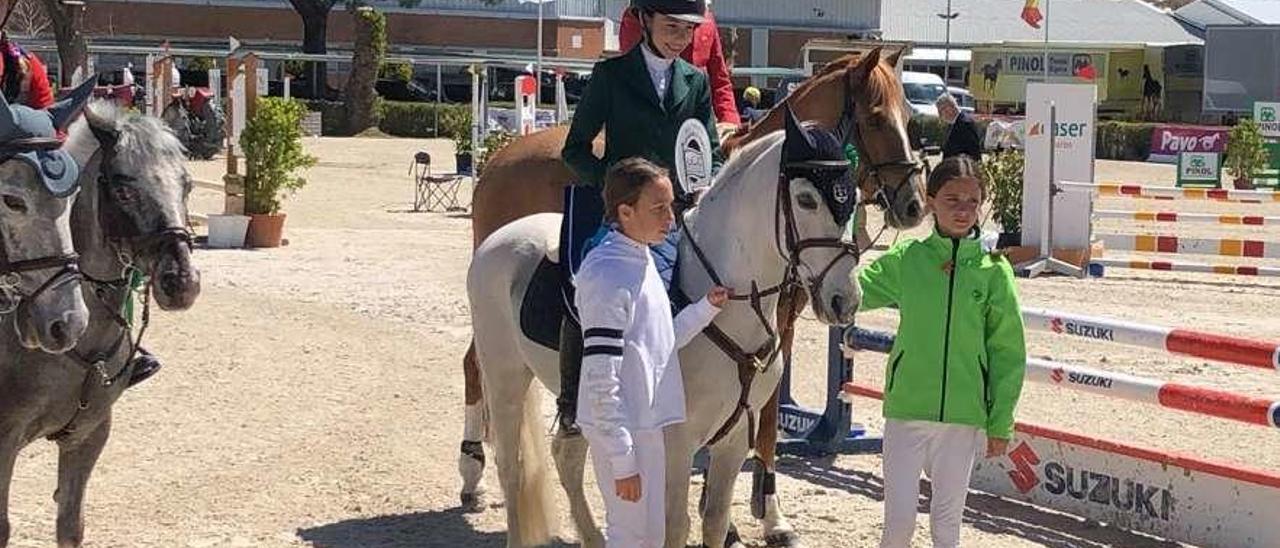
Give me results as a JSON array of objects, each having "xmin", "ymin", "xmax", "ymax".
[{"xmin": 574, "ymin": 229, "xmax": 719, "ymax": 478}]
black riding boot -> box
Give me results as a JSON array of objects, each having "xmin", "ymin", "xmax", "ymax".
[
  {"xmin": 556, "ymin": 316, "xmax": 583, "ymax": 436},
  {"xmin": 126, "ymin": 347, "xmax": 162, "ymax": 388}
]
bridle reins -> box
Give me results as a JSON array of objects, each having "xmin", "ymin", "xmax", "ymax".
[
  {"xmin": 683, "ymin": 75, "xmax": 925, "ymax": 446},
  {"xmin": 49, "ymin": 143, "xmax": 193, "ymax": 441},
  {"xmin": 0, "ymin": 144, "xmax": 83, "ymax": 315}
]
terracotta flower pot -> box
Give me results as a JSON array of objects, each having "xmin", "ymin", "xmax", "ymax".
[
  {"xmin": 1233, "ymin": 176, "xmax": 1256, "ymax": 190},
  {"xmin": 246, "ymin": 213, "xmax": 287, "ymax": 248}
]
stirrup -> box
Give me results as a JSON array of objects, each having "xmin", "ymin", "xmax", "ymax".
[{"xmin": 555, "ymin": 411, "xmax": 582, "ymax": 437}]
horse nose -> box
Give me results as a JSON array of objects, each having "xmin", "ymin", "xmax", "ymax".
[
  {"xmin": 906, "ymin": 201, "xmax": 922, "ymax": 220},
  {"xmin": 46, "ymin": 318, "xmax": 68, "ymax": 349},
  {"xmin": 161, "ymin": 271, "xmax": 182, "ymax": 295},
  {"xmin": 831, "ymin": 294, "xmax": 845, "ymax": 318}
]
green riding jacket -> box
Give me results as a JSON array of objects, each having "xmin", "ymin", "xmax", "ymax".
[
  {"xmin": 562, "ymin": 45, "xmax": 722, "ymax": 188},
  {"xmin": 858, "ymin": 230, "xmax": 1027, "ymax": 439}
]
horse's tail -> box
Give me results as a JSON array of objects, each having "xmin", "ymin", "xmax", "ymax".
[{"xmin": 514, "ymin": 382, "xmax": 556, "ymax": 546}]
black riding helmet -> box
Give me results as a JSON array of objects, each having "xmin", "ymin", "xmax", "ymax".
[{"xmin": 632, "ymin": 0, "xmax": 706, "ymax": 25}]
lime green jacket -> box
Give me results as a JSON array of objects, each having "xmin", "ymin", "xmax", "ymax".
[
  {"xmin": 858, "ymin": 230, "xmax": 1027, "ymax": 438},
  {"xmin": 562, "ymin": 45, "xmax": 721, "ymax": 188}
]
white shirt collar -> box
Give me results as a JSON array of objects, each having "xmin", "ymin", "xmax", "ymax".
[{"xmin": 640, "ymin": 42, "xmax": 675, "ymax": 72}]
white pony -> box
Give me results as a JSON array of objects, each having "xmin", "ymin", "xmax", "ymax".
[{"xmin": 467, "ymin": 108, "xmax": 863, "ymax": 547}]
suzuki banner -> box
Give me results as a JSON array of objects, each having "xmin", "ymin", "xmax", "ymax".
[{"xmin": 972, "ymin": 425, "xmax": 1280, "ymax": 547}]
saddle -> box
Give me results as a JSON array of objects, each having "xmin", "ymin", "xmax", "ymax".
[
  {"xmin": 518, "ymin": 185, "xmax": 603, "ymax": 350},
  {"xmin": 519, "ymin": 184, "xmax": 687, "ymax": 350}
]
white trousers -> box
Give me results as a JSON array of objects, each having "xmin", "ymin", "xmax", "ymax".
[
  {"xmin": 584, "ymin": 428, "xmax": 667, "ymax": 548},
  {"xmin": 880, "ymin": 419, "xmax": 983, "ymax": 548}
]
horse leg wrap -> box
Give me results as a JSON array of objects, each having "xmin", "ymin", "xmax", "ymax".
[
  {"xmin": 750, "ymin": 458, "xmax": 774, "ymax": 520},
  {"xmin": 460, "ymin": 440, "xmax": 485, "ymax": 466}
]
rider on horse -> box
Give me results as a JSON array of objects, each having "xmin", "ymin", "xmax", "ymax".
[
  {"xmin": 558, "ymin": 0, "xmax": 723, "ymax": 435},
  {"xmin": 0, "ymin": 34, "xmax": 53, "ymax": 110}
]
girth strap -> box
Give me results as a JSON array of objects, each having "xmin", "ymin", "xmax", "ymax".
[{"xmin": 703, "ymin": 322, "xmax": 778, "ymax": 449}]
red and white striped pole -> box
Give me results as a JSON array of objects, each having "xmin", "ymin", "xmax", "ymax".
[
  {"xmin": 1092, "ymin": 257, "xmax": 1280, "ymax": 278},
  {"xmin": 1025, "ymin": 357, "xmax": 1280, "ymax": 429},
  {"xmin": 843, "ymin": 327, "xmax": 1280, "ymax": 429},
  {"xmin": 1096, "ymin": 210, "xmax": 1280, "ymax": 226},
  {"xmin": 1022, "ymin": 307, "xmax": 1280, "ymax": 371},
  {"xmin": 1061, "ymin": 181, "xmax": 1280, "ymax": 203}
]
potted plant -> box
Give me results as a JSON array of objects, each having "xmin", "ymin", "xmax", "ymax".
[
  {"xmin": 240, "ymin": 97, "xmax": 317, "ymax": 247},
  {"xmin": 981, "ymin": 149, "xmax": 1026, "ymax": 248},
  {"xmin": 441, "ymin": 106, "xmax": 473, "ymax": 173},
  {"xmin": 1225, "ymin": 118, "xmax": 1270, "ymax": 190}
]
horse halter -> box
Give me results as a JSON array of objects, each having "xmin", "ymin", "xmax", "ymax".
[
  {"xmin": 0, "ymin": 145, "xmax": 82, "ymax": 314},
  {"xmin": 95, "ymin": 145, "xmax": 193, "ymax": 262},
  {"xmin": 835, "ymin": 72, "xmax": 925, "ymax": 219}
]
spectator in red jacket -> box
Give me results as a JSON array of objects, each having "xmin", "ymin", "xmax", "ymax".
[
  {"xmin": 619, "ymin": 1, "xmax": 740, "ymax": 129},
  {"xmin": 0, "ymin": 37, "xmax": 53, "ymax": 110}
]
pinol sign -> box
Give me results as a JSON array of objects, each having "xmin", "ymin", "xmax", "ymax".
[{"xmin": 1255, "ymin": 102, "xmax": 1280, "ymax": 138}]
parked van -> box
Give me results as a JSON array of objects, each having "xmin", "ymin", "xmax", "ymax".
[
  {"xmin": 902, "ymin": 71, "xmax": 948, "ymax": 117},
  {"xmin": 948, "ymin": 86, "xmax": 976, "ymax": 113}
]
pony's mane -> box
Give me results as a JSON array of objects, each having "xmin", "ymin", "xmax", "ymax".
[
  {"xmin": 722, "ymin": 49, "xmax": 908, "ymax": 155},
  {"xmin": 704, "ymin": 131, "xmax": 783, "ymax": 201},
  {"xmin": 68, "ymin": 100, "xmax": 192, "ymax": 194}
]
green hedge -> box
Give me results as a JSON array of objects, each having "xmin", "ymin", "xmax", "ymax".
[
  {"xmin": 1096, "ymin": 121, "xmax": 1158, "ymax": 161},
  {"xmin": 301, "ymin": 100, "xmax": 470, "ymax": 140}
]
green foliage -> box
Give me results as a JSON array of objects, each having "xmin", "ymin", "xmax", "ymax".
[
  {"xmin": 283, "ymin": 59, "xmax": 309, "ymax": 78},
  {"xmin": 439, "ymin": 106, "xmax": 473, "ymax": 152},
  {"xmin": 1095, "ymin": 121, "xmax": 1157, "ymax": 161},
  {"xmin": 981, "ymin": 149, "xmax": 1025, "ymax": 235},
  {"xmin": 379, "ymin": 61, "xmax": 413, "ymax": 82},
  {"xmin": 1225, "ymin": 118, "xmax": 1271, "ymax": 181},
  {"xmin": 302, "ymin": 100, "xmax": 472, "ymax": 138},
  {"xmin": 240, "ymin": 98, "xmax": 318, "ymax": 215},
  {"xmin": 477, "ymin": 130, "xmax": 517, "ymax": 174},
  {"xmin": 188, "ymin": 57, "xmax": 217, "ymax": 72}
]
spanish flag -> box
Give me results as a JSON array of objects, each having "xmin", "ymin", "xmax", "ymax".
[{"xmin": 1022, "ymin": 0, "xmax": 1044, "ymax": 29}]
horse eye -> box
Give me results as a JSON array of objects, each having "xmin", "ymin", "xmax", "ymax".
[
  {"xmin": 2, "ymin": 195, "xmax": 26, "ymax": 213},
  {"xmin": 796, "ymin": 193, "xmax": 819, "ymax": 211},
  {"xmin": 113, "ymin": 186, "xmax": 139, "ymax": 203}
]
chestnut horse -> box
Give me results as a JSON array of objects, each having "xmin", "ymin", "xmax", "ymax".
[{"xmin": 459, "ymin": 47, "xmax": 926, "ymax": 546}]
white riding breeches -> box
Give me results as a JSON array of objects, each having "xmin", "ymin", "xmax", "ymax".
[
  {"xmin": 584, "ymin": 428, "xmax": 667, "ymax": 548},
  {"xmin": 880, "ymin": 419, "xmax": 984, "ymax": 548}
]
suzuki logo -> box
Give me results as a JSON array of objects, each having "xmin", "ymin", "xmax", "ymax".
[
  {"xmin": 1050, "ymin": 317, "xmax": 1064, "ymax": 333},
  {"xmin": 1007, "ymin": 442, "xmax": 1041, "ymax": 494},
  {"xmin": 1051, "ymin": 367, "xmax": 1065, "ymax": 383}
]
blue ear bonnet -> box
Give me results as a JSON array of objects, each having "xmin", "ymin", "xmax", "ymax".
[{"xmin": 0, "ymin": 78, "xmax": 96, "ymax": 198}]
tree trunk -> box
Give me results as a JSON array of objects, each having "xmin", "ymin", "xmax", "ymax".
[
  {"xmin": 300, "ymin": 13, "xmax": 328, "ymax": 98},
  {"xmin": 289, "ymin": 0, "xmax": 334, "ymax": 99},
  {"xmin": 345, "ymin": 9, "xmax": 381, "ymax": 134},
  {"xmin": 40, "ymin": 0, "xmax": 88, "ymax": 86}
]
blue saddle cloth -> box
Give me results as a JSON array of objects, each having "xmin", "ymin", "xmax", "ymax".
[{"xmin": 556, "ymin": 185, "xmax": 683, "ymax": 321}]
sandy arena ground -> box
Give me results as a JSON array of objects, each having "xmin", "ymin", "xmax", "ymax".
[{"xmin": 6, "ymin": 136, "xmax": 1278, "ymax": 547}]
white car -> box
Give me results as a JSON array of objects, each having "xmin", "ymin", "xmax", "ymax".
[
  {"xmin": 902, "ymin": 71, "xmax": 948, "ymax": 117},
  {"xmin": 948, "ymin": 86, "xmax": 976, "ymax": 114}
]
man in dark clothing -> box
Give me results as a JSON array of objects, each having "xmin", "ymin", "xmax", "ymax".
[{"xmin": 937, "ymin": 93, "xmax": 983, "ymax": 161}]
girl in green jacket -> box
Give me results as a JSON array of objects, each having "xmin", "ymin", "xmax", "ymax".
[{"xmin": 857, "ymin": 155, "xmax": 1027, "ymax": 548}]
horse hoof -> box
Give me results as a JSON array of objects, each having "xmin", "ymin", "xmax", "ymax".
[
  {"xmin": 765, "ymin": 530, "xmax": 804, "ymax": 548},
  {"xmin": 725, "ymin": 523, "xmax": 743, "ymax": 548},
  {"xmin": 460, "ymin": 489, "xmax": 485, "ymax": 512}
]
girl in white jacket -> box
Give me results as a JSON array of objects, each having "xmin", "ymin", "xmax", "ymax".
[{"xmin": 575, "ymin": 157, "xmax": 728, "ymax": 547}]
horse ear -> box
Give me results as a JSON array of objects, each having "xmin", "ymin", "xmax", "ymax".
[
  {"xmin": 884, "ymin": 47, "xmax": 904, "ymax": 68},
  {"xmin": 49, "ymin": 77, "xmax": 97, "ymax": 133},
  {"xmin": 83, "ymin": 105, "xmax": 119, "ymax": 148},
  {"xmin": 783, "ymin": 105, "xmax": 816, "ymax": 162},
  {"xmin": 851, "ymin": 47, "xmax": 883, "ymax": 83}
]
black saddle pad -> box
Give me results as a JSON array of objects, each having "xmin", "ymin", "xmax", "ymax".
[{"xmin": 520, "ymin": 257, "xmax": 568, "ymax": 350}]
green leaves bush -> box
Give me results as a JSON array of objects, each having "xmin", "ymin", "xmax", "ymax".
[
  {"xmin": 981, "ymin": 149, "xmax": 1025, "ymax": 235},
  {"xmin": 1225, "ymin": 118, "xmax": 1270, "ymax": 181},
  {"xmin": 241, "ymin": 97, "xmax": 318, "ymax": 215}
]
